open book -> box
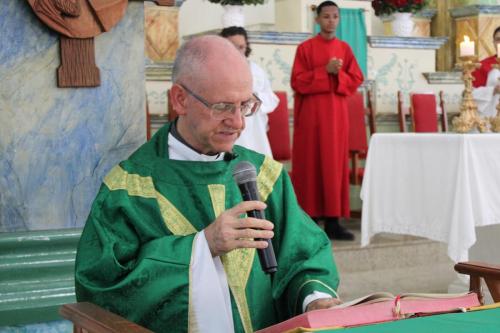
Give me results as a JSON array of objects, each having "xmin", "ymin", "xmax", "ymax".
[{"xmin": 256, "ymin": 292, "xmax": 480, "ymax": 333}]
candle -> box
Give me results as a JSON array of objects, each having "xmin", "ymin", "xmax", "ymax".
[
  {"xmin": 460, "ymin": 36, "xmax": 475, "ymax": 57},
  {"xmin": 497, "ymin": 43, "xmax": 500, "ymax": 57}
]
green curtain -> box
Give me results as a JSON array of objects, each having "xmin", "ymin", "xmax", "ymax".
[{"xmin": 314, "ymin": 8, "xmax": 367, "ymax": 77}]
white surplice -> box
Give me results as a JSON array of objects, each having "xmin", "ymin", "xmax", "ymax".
[
  {"xmin": 473, "ymin": 68, "xmax": 500, "ymax": 118},
  {"xmin": 236, "ymin": 61, "xmax": 279, "ymax": 157}
]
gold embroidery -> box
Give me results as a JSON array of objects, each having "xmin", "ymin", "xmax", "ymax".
[
  {"xmin": 257, "ymin": 157, "xmax": 282, "ymax": 202},
  {"xmin": 104, "ymin": 165, "xmax": 196, "ymax": 235},
  {"xmin": 209, "ymin": 184, "xmax": 255, "ymax": 333},
  {"xmin": 104, "ymin": 165, "xmax": 156, "ymax": 198},
  {"xmin": 221, "ymin": 249, "xmax": 255, "ymax": 333},
  {"xmin": 156, "ymin": 192, "xmax": 197, "ymax": 236},
  {"xmin": 208, "ymin": 185, "xmax": 226, "ymax": 218}
]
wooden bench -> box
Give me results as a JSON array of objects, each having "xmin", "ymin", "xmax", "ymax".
[
  {"xmin": 455, "ymin": 261, "xmax": 500, "ymax": 305},
  {"xmin": 0, "ymin": 228, "xmax": 81, "ymax": 326}
]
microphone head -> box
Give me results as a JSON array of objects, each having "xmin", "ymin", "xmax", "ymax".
[{"xmin": 232, "ymin": 161, "xmax": 257, "ymax": 185}]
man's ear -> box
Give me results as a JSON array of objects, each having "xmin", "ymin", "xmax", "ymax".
[{"xmin": 170, "ymin": 84, "xmax": 188, "ymax": 116}]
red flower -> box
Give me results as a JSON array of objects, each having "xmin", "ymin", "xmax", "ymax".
[{"xmin": 372, "ymin": 0, "xmax": 427, "ymax": 17}]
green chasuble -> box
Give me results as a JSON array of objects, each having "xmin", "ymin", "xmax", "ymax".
[{"xmin": 75, "ymin": 123, "xmax": 339, "ymax": 333}]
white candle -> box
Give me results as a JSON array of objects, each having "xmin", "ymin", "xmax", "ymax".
[
  {"xmin": 497, "ymin": 43, "xmax": 500, "ymax": 56},
  {"xmin": 460, "ymin": 36, "xmax": 475, "ymax": 57}
]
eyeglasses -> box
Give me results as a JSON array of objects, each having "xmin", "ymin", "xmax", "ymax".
[{"xmin": 179, "ymin": 83, "xmax": 261, "ymax": 120}]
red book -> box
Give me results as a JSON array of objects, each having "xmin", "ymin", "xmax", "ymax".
[{"xmin": 257, "ymin": 292, "xmax": 480, "ymax": 333}]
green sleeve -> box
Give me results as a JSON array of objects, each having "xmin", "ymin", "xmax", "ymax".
[
  {"xmin": 75, "ymin": 185, "xmax": 195, "ymax": 332},
  {"xmin": 267, "ymin": 171, "xmax": 340, "ymax": 318}
]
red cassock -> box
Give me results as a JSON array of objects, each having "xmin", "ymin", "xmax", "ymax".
[
  {"xmin": 291, "ymin": 35, "xmax": 364, "ymax": 218},
  {"xmin": 472, "ymin": 55, "xmax": 497, "ymax": 88}
]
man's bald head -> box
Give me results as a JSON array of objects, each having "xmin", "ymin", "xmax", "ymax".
[
  {"xmin": 172, "ymin": 35, "xmax": 251, "ymax": 91},
  {"xmin": 169, "ymin": 35, "xmax": 254, "ymax": 155}
]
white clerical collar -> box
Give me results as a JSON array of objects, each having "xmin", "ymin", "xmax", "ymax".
[{"xmin": 168, "ymin": 133, "xmax": 225, "ymax": 162}]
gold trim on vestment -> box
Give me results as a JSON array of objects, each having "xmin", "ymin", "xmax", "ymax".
[
  {"xmin": 155, "ymin": 192, "xmax": 197, "ymax": 235},
  {"xmin": 208, "ymin": 185, "xmax": 226, "ymax": 218},
  {"xmin": 103, "ymin": 165, "xmax": 196, "ymax": 235},
  {"xmin": 104, "ymin": 165, "xmax": 156, "ymax": 198},
  {"xmin": 257, "ymin": 157, "xmax": 282, "ymax": 202},
  {"xmin": 209, "ymin": 184, "xmax": 255, "ymax": 333}
]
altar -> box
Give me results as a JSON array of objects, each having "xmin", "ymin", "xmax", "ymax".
[{"xmin": 360, "ymin": 133, "xmax": 500, "ymax": 264}]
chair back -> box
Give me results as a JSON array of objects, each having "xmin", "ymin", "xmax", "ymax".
[
  {"xmin": 410, "ymin": 93, "xmax": 439, "ymax": 132},
  {"xmin": 439, "ymin": 91, "xmax": 448, "ymax": 132},
  {"xmin": 267, "ymin": 91, "xmax": 291, "ymax": 161},
  {"xmin": 397, "ymin": 91, "xmax": 408, "ymax": 132},
  {"xmin": 347, "ymin": 92, "xmax": 368, "ymax": 153}
]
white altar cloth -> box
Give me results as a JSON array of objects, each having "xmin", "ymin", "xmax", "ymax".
[{"xmin": 360, "ymin": 133, "xmax": 500, "ymax": 262}]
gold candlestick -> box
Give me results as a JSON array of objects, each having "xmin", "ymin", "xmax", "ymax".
[
  {"xmin": 452, "ymin": 56, "xmax": 488, "ymax": 133},
  {"xmin": 489, "ymin": 57, "xmax": 500, "ymax": 132}
]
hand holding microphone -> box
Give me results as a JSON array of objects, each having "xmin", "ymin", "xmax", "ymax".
[
  {"xmin": 203, "ymin": 161, "xmax": 278, "ymax": 274},
  {"xmin": 232, "ymin": 161, "xmax": 278, "ymax": 274},
  {"xmin": 204, "ymin": 200, "xmax": 274, "ymax": 257}
]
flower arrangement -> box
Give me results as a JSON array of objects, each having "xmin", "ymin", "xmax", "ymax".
[
  {"xmin": 372, "ymin": 0, "xmax": 427, "ymax": 17},
  {"xmin": 207, "ymin": 0, "xmax": 265, "ymax": 5}
]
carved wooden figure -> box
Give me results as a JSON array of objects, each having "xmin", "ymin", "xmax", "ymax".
[{"xmin": 27, "ymin": 0, "xmax": 128, "ymax": 87}]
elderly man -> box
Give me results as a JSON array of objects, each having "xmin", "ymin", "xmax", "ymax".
[{"xmin": 75, "ymin": 36, "xmax": 340, "ymax": 333}]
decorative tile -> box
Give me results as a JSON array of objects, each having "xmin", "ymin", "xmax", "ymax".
[{"xmin": 368, "ymin": 36, "xmax": 449, "ymax": 49}]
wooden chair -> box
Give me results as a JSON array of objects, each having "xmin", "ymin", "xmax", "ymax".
[
  {"xmin": 454, "ymin": 261, "xmax": 500, "ymax": 305},
  {"xmin": 397, "ymin": 90, "xmax": 408, "ymax": 132},
  {"xmin": 398, "ymin": 91, "xmax": 448, "ymax": 133},
  {"xmin": 267, "ymin": 91, "xmax": 292, "ymax": 162},
  {"xmin": 347, "ymin": 91, "xmax": 376, "ymax": 186},
  {"xmin": 60, "ymin": 302, "xmax": 152, "ymax": 333}
]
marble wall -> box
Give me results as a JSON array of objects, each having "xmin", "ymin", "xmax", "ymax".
[{"xmin": 0, "ymin": 2, "xmax": 145, "ymax": 232}]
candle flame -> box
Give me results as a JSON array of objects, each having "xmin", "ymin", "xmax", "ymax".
[{"xmin": 464, "ymin": 35, "xmax": 470, "ymax": 42}]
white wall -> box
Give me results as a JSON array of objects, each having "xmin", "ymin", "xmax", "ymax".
[{"xmin": 179, "ymin": 0, "xmax": 275, "ymax": 37}]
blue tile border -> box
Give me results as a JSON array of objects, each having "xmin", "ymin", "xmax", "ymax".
[
  {"xmin": 368, "ymin": 36, "xmax": 449, "ymax": 49},
  {"xmin": 450, "ymin": 5, "xmax": 500, "ymax": 18}
]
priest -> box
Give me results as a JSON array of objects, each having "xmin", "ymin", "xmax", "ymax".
[{"xmin": 75, "ymin": 35, "xmax": 341, "ymax": 333}]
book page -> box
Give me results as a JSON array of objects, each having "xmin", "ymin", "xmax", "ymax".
[
  {"xmin": 399, "ymin": 292, "xmax": 471, "ymax": 300},
  {"xmin": 330, "ymin": 292, "xmax": 395, "ymax": 309}
]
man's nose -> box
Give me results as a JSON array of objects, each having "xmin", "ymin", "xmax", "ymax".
[{"xmin": 225, "ymin": 107, "xmax": 245, "ymax": 128}]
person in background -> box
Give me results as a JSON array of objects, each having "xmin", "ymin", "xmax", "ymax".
[
  {"xmin": 472, "ymin": 26, "xmax": 500, "ymax": 117},
  {"xmin": 221, "ymin": 26, "xmax": 279, "ymax": 157},
  {"xmin": 75, "ymin": 35, "xmax": 341, "ymax": 333},
  {"xmin": 290, "ymin": 1, "xmax": 363, "ymax": 240}
]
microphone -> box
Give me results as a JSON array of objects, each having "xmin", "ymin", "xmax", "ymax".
[{"xmin": 232, "ymin": 161, "xmax": 278, "ymax": 274}]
